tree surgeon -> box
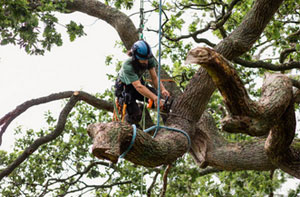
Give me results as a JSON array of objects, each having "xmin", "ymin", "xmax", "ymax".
[{"xmin": 114, "ymin": 40, "xmax": 170, "ymax": 125}]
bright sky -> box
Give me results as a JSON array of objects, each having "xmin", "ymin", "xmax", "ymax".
[{"xmin": 0, "ymin": 12, "xmax": 126, "ymax": 152}]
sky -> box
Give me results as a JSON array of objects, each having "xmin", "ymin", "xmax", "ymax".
[{"xmin": 0, "ymin": 12, "xmax": 126, "ymax": 152}]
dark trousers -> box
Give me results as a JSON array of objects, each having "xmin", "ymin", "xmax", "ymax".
[{"xmin": 114, "ymin": 79, "xmax": 156, "ymax": 125}]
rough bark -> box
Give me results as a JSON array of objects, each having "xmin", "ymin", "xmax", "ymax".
[
  {"xmin": 193, "ymin": 111, "xmax": 275, "ymax": 171},
  {"xmin": 87, "ymin": 122, "xmax": 189, "ymax": 167}
]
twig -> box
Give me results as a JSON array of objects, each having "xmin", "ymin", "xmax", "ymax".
[
  {"xmin": 147, "ymin": 171, "xmax": 160, "ymax": 197},
  {"xmin": 159, "ymin": 164, "xmax": 172, "ymax": 197}
]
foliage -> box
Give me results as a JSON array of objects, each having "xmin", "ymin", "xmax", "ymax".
[{"xmin": 0, "ymin": 0, "xmax": 85, "ymax": 55}]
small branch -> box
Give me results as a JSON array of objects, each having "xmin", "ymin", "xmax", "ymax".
[
  {"xmin": 253, "ymin": 43, "xmax": 274, "ymax": 60},
  {"xmin": 234, "ymin": 58, "xmax": 300, "ymax": 71},
  {"xmin": 0, "ymin": 94, "xmax": 79, "ymax": 181},
  {"xmin": 0, "ymin": 91, "xmax": 73, "ymax": 145},
  {"xmin": 268, "ymin": 169, "xmax": 275, "ymax": 197},
  {"xmin": 279, "ymin": 47, "xmax": 296, "ymax": 63},
  {"xmin": 159, "ymin": 164, "xmax": 172, "ymax": 197},
  {"xmin": 57, "ymin": 180, "xmax": 132, "ymax": 197},
  {"xmin": 147, "ymin": 171, "xmax": 160, "ymax": 197},
  {"xmin": 175, "ymin": 2, "xmax": 218, "ymax": 10},
  {"xmin": 198, "ymin": 167, "xmax": 223, "ymax": 176}
]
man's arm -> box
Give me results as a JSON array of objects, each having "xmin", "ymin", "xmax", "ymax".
[
  {"xmin": 132, "ymin": 80, "xmax": 163, "ymax": 107},
  {"xmin": 148, "ymin": 68, "xmax": 170, "ymax": 97}
]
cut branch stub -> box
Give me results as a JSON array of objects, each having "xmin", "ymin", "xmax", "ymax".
[
  {"xmin": 87, "ymin": 122, "xmax": 189, "ymax": 168},
  {"xmin": 186, "ymin": 47, "xmax": 294, "ymax": 136},
  {"xmin": 186, "ymin": 47, "xmax": 255, "ymax": 116}
]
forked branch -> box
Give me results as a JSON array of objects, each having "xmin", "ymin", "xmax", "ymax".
[{"xmin": 186, "ymin": 47, "xmax": 300, "ymax": 178}]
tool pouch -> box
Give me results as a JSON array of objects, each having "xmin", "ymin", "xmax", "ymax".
[{"xmin": 114, "ymin": 79, "xmax": 124, "ymax": 97}]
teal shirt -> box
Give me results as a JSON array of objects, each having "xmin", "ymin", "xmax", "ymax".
[{"xmin": 119, "ymin": 57, "xmax": 157, "ymax": 85}]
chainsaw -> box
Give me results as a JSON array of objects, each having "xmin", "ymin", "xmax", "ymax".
[{"xmin": 147, "ymin": 96, "xmax": 173, "ymax": 113}]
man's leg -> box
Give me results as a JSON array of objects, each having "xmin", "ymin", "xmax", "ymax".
[{"xmin": 125, "ymin": 100, "xmax": 142, "ymax": 125}]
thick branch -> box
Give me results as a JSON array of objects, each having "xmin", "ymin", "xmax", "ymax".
[
  {"xmin": 185, "ymin": 47, "xmax": 255, "ymax": 116},
  {"xmin": 215, "ymin": 0, "xmax": 284, "ymax": 60},
  {"xmin": 265, "ymin": 102, "xmax": 300, "ymax": 179},
  {"xmin": 87, "ymin": 122, "xmax": 189, "ymax": 167},
  {"xmin": 66, "ymin": 0, "xmax": 138, "ymax": 49},
  {"xmin": 191, "ymin": 111, "xmax": 275, "ymax": 171}
]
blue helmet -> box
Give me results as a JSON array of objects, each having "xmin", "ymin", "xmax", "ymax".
[{"xmin": 132, "ymin": 40, "xmax": 153, "ymax": 60}]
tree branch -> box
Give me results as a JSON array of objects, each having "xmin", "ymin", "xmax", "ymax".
[
  {"xmin": 87, "ymin": 122, "xmax": 190, "ymax": 167},
  {"xmin": 147, "ymin": 171, "xmax": 160, "ymax": 197},
  {"xmin": 234, "ymin": 57, "xmax": 300, "ymax": 71},
  {"xmin": 279, "ymin": 47, "xmax": 297, "ymax": 63},
  {"xmin": 159, "ymin": 164, "xmax": 172, "ymax": 197},
  {"xmin": 0, "ymin": 91, "xmax": 113, "ymax": 145},
  {"xmin": 0, "ymin": 91, "xmax": 115, "ymax": 180},
  {"xmin": 66, "ymin": 0, "xmax": 138, "ymax": 49}
]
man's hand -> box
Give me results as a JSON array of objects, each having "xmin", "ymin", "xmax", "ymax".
[{"xmin": 161, "ymin": 88, "xmax": 170, "ymax": 98}]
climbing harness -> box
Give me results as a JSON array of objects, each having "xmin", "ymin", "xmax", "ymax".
[
  {"xmin": 112, "ymin": 93, "xmax": 128, "ymax": 123},
  {"xmin": 119, "ymin": 0, "xmax": 191, "ymax": 159},
  {"xmin": 112, "ymin": 100, "xmax": 120, "ymax": 121}
]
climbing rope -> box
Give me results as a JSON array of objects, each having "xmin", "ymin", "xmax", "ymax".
[
  {"xmin": 139, "ymin": 0, "xmax": 145, "ymax": 39},
  {"xmin": 119, "ymin": 124, "xmax": 137, "ymax": 159},
  {"xmin": 119, "ymin": 0, "xmax": 191, "ymax": 159}
]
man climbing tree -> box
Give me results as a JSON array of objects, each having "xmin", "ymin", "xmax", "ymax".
[{"xmin": 114, "ymin": 40, "xmax": 170, "ymax": 125}]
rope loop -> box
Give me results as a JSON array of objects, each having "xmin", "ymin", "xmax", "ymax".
[{"xmin": 119, "ymin": 124, "xmax": 137, "ymax": 159}]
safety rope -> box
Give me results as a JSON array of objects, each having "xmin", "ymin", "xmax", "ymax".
[
  {"xmin": 119, "ymin": 0, "xmax": 191, "ymax": 159},
  {"xmin": 139, "ymin": 0, "xmax": 144, "ymax": 39},
  {"xmin": 119, "ymin": 124, "xmax": 137, "ymax": 159}
]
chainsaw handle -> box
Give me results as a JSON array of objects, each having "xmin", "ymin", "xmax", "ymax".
[{"xmin": 147, "ymin": 99, "xmax": 154, "ymax": 109}]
